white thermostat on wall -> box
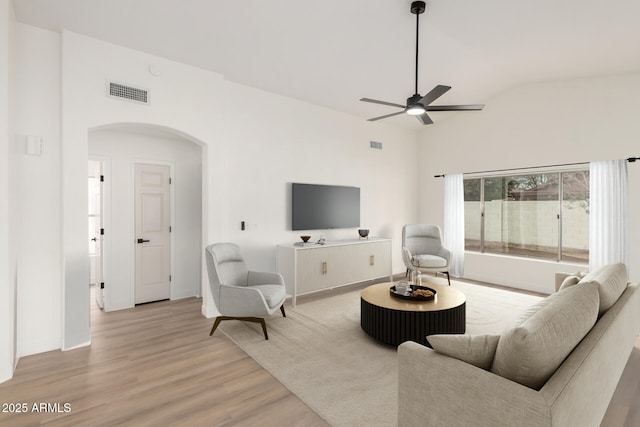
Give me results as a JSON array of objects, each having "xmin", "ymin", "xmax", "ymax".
[{"xmin": 26, "ymin": 135, "xmax": 42, "ymax": 156}]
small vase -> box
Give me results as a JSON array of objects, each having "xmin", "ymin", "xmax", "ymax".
[{"xmin": 410, "ymin": 270, "xmax": 417, "ymax": 288}]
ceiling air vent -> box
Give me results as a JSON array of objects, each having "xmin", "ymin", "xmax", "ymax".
[{"xmin": 107, "ymin": 80, "xmax": 149, "ymax": 105}]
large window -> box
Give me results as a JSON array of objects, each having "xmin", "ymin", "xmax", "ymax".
[{"xmin": 464, "ymin": 170, "xmax": 589, "ymax": 263}]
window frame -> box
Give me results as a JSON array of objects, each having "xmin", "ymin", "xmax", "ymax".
[{"xmin": 464, "ymin": 167, "xmax": 589, "ymax": 263}]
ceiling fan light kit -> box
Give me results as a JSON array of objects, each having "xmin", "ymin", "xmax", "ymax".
[
  {"xmin": 406, "ymin": 104, "xmax": 425, "ymax": 116},
  {"xmin": 360, "ymin": 1, "xmax": 483, "ymax": 125},
  {"xmin": 406, "ymin": 93, "xmax": 426, "ymax": 115}
]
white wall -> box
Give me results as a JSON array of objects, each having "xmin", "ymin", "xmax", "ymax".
[
  {"xmin": 8, "ymin": 26, "xmax": 418, "ymax": 356},
  {"xmin": 418, "ymin": 74, "xmax": 640, "ymax": 293},
  {"xmin": 0, "ymin": 0, "xmax": 15, "ymax": 382},
  {"xmin": 60, "ymin": 30, "xmax": 229, "ymax": 348},
  {"xmin": 89, "ymin": 127, "xmax": 203, "ymax": 310},
  {"xmin": 222, "ymin": 81, "xmax": 418, "ymax": 273},
  {"xmin": 13, "ymin": 23, "xmax": 62, "ymax": 357}
]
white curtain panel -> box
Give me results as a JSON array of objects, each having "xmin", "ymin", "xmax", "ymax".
[
  {"xmin": 444, "ymin": 174, "xmax": 465, "ymax": 277},
  {"xmin": 589, "ymin": 159, "xmax": 629, "ymax": 270}
]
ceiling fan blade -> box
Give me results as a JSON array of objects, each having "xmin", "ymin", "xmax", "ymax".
[
  {"xmin": 360, "ymin": 98, "xmax": 406, "ymax": 109},
  {"xmin": 418, "ymin": 85, "xmax": 451, "ymax": 106},
  {"xmin": 416, "ymin": 112, "xmax": 433, "ymax": 125},
  {"xmin": 427, "ymin": 104, "xmax": 485, "ymax": 111},
  {"xmin": 367, "ymin": 110, "xmax": 407, "ymax": 122}
]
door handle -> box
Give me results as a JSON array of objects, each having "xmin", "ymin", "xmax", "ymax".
[
  {"xmin": 137, "ymin": 238, "xmax": 150, "ymax": 244},
  {"xmin": 91, "ymin": 237, "xmax": 97, "ymax": 242}
]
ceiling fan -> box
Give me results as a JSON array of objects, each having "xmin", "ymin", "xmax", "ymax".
[{"xmin": 361, "ymin": 1, "xmax": 484, "ymax": 125}]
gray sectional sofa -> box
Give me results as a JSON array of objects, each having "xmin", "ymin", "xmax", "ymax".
[{"xmin": 398, "ymin": 263, "xmax": 640, "ymax": 427}]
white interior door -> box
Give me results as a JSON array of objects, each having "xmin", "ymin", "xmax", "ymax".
[
  {"xmin": 88, "ymin": 160, "xmax": 104, "ymax": 308},
  {"xmin": 134, "ymin": 163, "xmax": 171, "ymax": 304}
]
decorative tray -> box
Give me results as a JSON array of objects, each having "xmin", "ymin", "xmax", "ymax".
[{"xmin": 390, "ymin": 284, "xmax": 437, "ymax": 301}]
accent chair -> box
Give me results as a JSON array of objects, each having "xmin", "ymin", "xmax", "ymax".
[
  {"xmin": 205, "ymin": 242, "xmax": 286, "ymax": 340},
  {"xmin": 402, "ymin": 224, "xmax": 451, "ymax": 285}
]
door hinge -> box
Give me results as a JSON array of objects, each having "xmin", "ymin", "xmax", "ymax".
[
  {"xmin": 169, "ymin": 275, "xmax": 172, "ymax": 282},
  {"xmin": 169, "ymin": 226, "xmax": 172, "ymax": 232},
  {"xmin": 169, "ymin": 177, "xmax": 172, "ymax": 184},
  {"xmin": 100, "ymin": 175, "xmax": 104, "ymax": 182},
  {"xmin": 100, "ymin": 282, "xmax": 105, "ymax": 289},
  {"xmin": 100, "ymin": 228, "xmax": 104, "ymax": 235}
]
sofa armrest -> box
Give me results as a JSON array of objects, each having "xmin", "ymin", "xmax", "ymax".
[
  {"xmin": 555, "ymin": 272, "xmax": 571, "ymax": 292},
  {"xmin": 439, "ymin": 246, "xmax": 452, "ymax": 263},
  {"xmin": 398, "ymin": 341, "xmax": 550, "ymax": 427},
  {"xmin": 401, "ymin": 246, "xmax": 414, "ymax": 270}
]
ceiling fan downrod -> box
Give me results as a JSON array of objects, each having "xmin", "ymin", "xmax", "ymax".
[{"xmin": 411, "ymin": 1, "xmax": 425, "ymax": 96}]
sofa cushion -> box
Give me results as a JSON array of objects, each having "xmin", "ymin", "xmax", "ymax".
[
  {"xmin": 490, "ymin": 282, "xmax": 599, "ymax": 390},
  {"xmin": 413, "ymin": 254, "xmax": 447, "ymax": 268},
  {"xmin": 578, "ymin": 263, "xmax": 628, "ymax": 315},
  {"xmin": 249, "ymin": 284, "xmax": 286, "ymax": 308},
  {"xmin": 427, "ymin": 334, "xmax": 500, "ymax": 370}
]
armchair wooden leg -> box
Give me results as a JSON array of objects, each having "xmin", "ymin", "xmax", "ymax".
[
  {"xmin": 258, "ymin": 318, "xmax": 268, "ymax": 340},
  {"xmin": 280, "ymin": 304, "xmax": 286, "ymax": 318},
  {"xmin": 209, "ymin": 316, "xmax": 270, "ymax": 340},
  {"xmin": 209, "ymin": 317, "xmax": 224, "ymax": 336},
  {"xmin": 445, "ymin": 271, "xmax": 451, "ymax": 286}
]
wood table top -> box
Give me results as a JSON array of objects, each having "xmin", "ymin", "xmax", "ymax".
[{"xmin": 361, "ymin": 281, "xmax": 466, "ymax": 312}]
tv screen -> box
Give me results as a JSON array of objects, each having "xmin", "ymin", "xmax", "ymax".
[{"xmin": 292, "ymin": 183, "xmax": 360, "ymax": 231}]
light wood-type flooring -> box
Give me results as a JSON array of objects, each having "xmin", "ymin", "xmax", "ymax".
[
  {"xmin": 0, "ymin": 293, "xmax": 328, "ymax": 427},
  {"xmin": 0, "ymin": 282, "xmax": 639, "ymax": 426}
]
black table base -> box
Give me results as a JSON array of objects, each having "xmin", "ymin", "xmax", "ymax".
[{"xmin": 361, "ymin": 298, "xmax": 466, "ymax": 347}]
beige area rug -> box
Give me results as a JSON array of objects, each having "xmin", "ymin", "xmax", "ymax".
[{"xmin": 219, "ymin": 278, "xmax": 543, "ymax": 427}]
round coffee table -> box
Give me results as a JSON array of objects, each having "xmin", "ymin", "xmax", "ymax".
[{"xmin": 360, "ymin": 282, "xmax": 466, "ymax": 346}]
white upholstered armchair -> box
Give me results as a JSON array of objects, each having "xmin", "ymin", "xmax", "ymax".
[
  {"xmin": 205, "ymin": 243, "xmax": 287, "ymax": 340},
  {"xmin": 402, "ymin": 224, "xmax": 451, "ymax": 285}
]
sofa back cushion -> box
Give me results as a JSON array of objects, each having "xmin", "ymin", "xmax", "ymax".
[
  {"xmin": 578, "ymin": 263, "xmax": 628, "ymax": 316},
  {"xmin": 490, "ymin": 282, "xmax": 599, "ymax": 390},
  {"xmin": 427, "ymin": 334, "xmax": 500, "ymax": 371}
]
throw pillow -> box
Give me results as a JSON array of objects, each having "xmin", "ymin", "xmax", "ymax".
[
  {"xmin": 490, "ymin": 282, "xmax": 599, "ymax": 390},
  {"xmin": 578, "ymin": 263, "xmax": 628, "ymax": 315},
  {"xmin": 427, "ymin": 334, "xmax": 500, "ymax": 370},
  {"xmin": 558, "ymin": 275, "xmax": 580, "ymax": 290}
]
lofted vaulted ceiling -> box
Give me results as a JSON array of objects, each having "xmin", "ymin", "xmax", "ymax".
[{"xmin": 13, "ymin": 0, "xmax": 640, "ymax": 129}]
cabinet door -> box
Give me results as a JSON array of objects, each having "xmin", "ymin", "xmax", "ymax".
[
  {"xmin": 296, "ymin": 246, "xmax": 348, "ymax": 294},
  {"xmin": 347, "ymin": 241, "xmax": 391, "ymax": 283},
  {"xmin": 367, "ymin": 240, "xmax": 392, "ymax": 279}
]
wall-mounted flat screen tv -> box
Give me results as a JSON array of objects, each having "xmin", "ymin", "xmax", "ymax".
[{"xmin": 292, "ymin": 183, "xmax": 360, "ymax": 231}]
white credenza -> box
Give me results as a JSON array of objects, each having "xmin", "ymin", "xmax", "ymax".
[{"xmin": 277, "ymin": 238, "xmax": 393, "ymax": 306}]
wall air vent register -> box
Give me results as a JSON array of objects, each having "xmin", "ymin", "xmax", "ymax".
[{"xmin": 106, "ymin": 80, "xmax": 150, "ymax": 105}]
